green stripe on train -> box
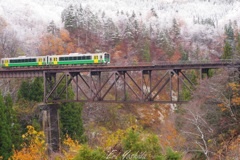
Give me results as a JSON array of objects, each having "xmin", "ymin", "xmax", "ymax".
[
  {"xmin": 3, "ymin": 59, "xmax": 108, "ymax": 67},
  {"xmin": 4, "ymin": 62, "xmax": 46, "ymax": 67}
]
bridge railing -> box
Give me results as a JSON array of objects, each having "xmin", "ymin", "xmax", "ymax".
[{"xmin": 110, "ymin": 59, "xmax": 240, "ymax": 67}]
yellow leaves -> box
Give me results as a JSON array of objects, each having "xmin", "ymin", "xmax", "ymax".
[
  {"xmin": 228, "ymin": 82, "xmax": 240, "ymax": 106},
  {"xmin": 11, "ymin": 125, "xmax": 47, "ymax": 160},
  {"xmin": 11, "ymin": 126, "xmax": 82, "ymax": 160},
  {"xmin": 218, "ymin": 82, "xmax": 240, "ymax": 112},
  {"xmin": 104, "ymin": 129, "xmax": 125, "ymax": 149},
  {"xmin": 62, "ymin": 134, "xmax": 81, "ymax": 160}
]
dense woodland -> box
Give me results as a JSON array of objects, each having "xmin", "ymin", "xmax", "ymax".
[{"xmin": 0, "ymin": 1, "xmax": 240, "ymax": 160}]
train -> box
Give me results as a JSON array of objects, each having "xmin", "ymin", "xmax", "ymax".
[{"xmin": 1, "ymin": 52, "xmax": 110, "ymax": 67}]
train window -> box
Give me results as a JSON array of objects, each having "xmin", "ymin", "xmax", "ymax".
[
  {"xmin": 73, "ymin": 57, "xmax": 77, "ymax": 60},
  {"xmin": 69, "ymin": 57, "xmax": 73, "ymax": 60},
  {"xmin": 60, "ymin": 57, "xmax": 63, "ymax": 61},
  {"xmin": 77, "ymin": 56, "xmax": 81, "ymax": 60},
  {"xmin": 87, "ymin": 56, "xmax": 91, "ymax": 60},
  {"xmin": 43, "ymin": 58, "xmax": 45, "ymax": 62},
  {"xmin": 100, "ymin": 55, "xmax": 102, "ymax": 59},
  {"xmin": 50, "ymin": 58, "xmax": 52, "ymax": 62}
]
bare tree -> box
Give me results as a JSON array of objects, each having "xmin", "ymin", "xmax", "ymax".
[
  {"xmin": 180, "ymin": 100, "xmax": 215, "ymax": 160},
  {"xmin": 179, "ymin": 68, "xmax": 240, "ymax": 159},
  {"xmin": 0, "ymin": 28, "xmax": 19, "ymax": 58}
]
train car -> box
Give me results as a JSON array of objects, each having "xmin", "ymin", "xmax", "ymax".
[
  {"xmin": 0, "ymin": 53, "xmax": 110, "ymax": 67},
  {"xmin": 47, "ymin": 52, "xmax": 110, "ymax": 65},
  {"xmin": 1, "ymin": 56, "xmax": 47, "ymax": 67}
]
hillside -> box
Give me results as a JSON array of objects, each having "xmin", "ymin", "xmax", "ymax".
[
  {"xmin": 0, "ymin": 0, "xmax": 240, "ymax": 159},
  {"xmin": 0, "ymin": 0, "xmax": 240, "ymax": 56}
]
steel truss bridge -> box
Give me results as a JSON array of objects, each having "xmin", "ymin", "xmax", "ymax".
[
  {"xmin": 1, "ymin": 60, "xmax": 239, "ymax": 154},
  {"xmin": 0, "ymin": 60, "xmax": 239, "ymax": 104}
]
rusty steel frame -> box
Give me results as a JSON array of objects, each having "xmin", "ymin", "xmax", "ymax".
[{"xmin": 43, "ymin": 69, "xmax": 196, "ymax": 103}]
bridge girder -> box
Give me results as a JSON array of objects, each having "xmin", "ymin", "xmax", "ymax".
[{"xmin": 43, "ymin": 69, "xmax": 196, "ymax": 104}]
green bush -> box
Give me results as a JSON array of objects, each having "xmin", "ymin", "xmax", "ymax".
[{"xmin": 74, "ymin": 145, "xmax": 106, "ymax": 160}]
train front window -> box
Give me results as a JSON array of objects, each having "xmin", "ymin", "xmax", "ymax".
[{"xmin": 104, "ymin": 54, "xmax": 110, "ymax": 62}]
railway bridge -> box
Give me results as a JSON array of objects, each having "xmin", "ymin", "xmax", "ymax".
[
  {"xmin": 0, "ymin": 60, "xmax": 239, "ymax": 154},
  {"xmin": 1, "ymin": 60, "xmax": 239, "ymax": 103}
]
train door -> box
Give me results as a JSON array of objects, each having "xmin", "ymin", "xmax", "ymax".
[
  {"xmin": 53, "ymin": 57, "xmax": 58, "ymax": 65},
  {"xmin": 38, "ymin": 58, "xmax": 42, "ymax": 65},
  {"xmin": 4, "ymin": 60, "xmax": 8, "ymax": 67},
  {"xmin": 100, "ymin": 55, "xmax": 102, "ymax": 63},
  {"xmin": 94, "ymin": 55, "xmax": 98, "ymax": 63}
]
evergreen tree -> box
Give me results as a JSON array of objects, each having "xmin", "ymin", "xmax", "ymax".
[
  {"xmin": 180, "ymin": 45, "xmax": 189, "ymax": 60},
  {"xmin": 57, "ymin": 77, "xmax": 85, "ymax": 142},
  {"xmin": 47, "ymin": 20, "xmax": 59, "ymax": 35},
  {"xmin": 225, "ymin": 21, "xmax": 234, "ymax": 41},
  {"xmin": 18, "ymin": 78, "xmax": 43, "ymax": 102},
  {"xmin": 236, "ymin": 34, "xmax": 240, "ymax": 56},
  {"xmin": 60, "ymin": 102, "xmax": 84, "ymax": 142},
  {"xmin": 18, "ymin": 80, "xmax": 31, "ymax": 101},
  {"xmin": 171, "ymin": 18, "xmax": 180, "ymax": 40},
  {"xmin": 29, "ymin": 78, "xmax": 43, "ymax": 102},
  {"xmin": 141, "ymin": 38, "xmax": 151, "ymax": 62},
  {"xmin": 0, "ymin": 92, "xmax": 12, "ymax": 159},
  {"xmin": 5, "ymin": 94, "xmax": 22, "ymax": 150},
  {"xmin": 62, "ymin": 5, "xmax": 77, "ymax": 31},
  {"xmin": 222, "ymin": 41, "xmax": 232, "ymax": 59}
]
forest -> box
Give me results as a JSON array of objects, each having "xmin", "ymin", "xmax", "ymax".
[{"xmin": 0, "ymin": 0, "xmax": 240, "ymax": 159}]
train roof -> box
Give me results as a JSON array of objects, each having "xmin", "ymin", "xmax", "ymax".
[{"xmin": 1, "ymin": 56, "xmax": 46, "ymax": 60}]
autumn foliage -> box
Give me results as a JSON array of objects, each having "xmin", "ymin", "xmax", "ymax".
[
  {"xmin": 40, "ymin": 29, "xmax": 76, "ymax": 55},
  {"xmin": 11, "ymin": 125, "xmax": 47, "ymax": 160}
]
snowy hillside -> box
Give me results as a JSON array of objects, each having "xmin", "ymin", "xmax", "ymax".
[{"xmin": 0, "ymin": 0, "xmax": 240, "ymax": 54}]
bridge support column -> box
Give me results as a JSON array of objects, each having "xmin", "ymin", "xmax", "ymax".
[
  {"xmin": 200, "ymin": 68, "xmax": 210, "ymax": 80},
  {"xmin": 42, "ymin": 104, "xmax": 61, "ymax": 155}
]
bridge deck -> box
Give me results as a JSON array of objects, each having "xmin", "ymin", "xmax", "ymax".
[{"xmin": 0, "ymin": 60, "xmax": 239, "ymax": 78}]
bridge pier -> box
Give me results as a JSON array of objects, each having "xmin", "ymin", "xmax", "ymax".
[
  {"xmin": 41, "ymin": 104, "xmax": 61, "ymax": 155},
  {"xmin": 200, "ymin": 68, "xmax": 210, "ymax": 80}
]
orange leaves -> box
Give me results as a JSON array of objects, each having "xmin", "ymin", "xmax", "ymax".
[
  {"xmin": 60, "ymin": 29, "xmax": 71, "ymax": 42},
  {"xmin": 39, "ymin": 29, "xmax": 75, "ymax": 55},
  {"xmin": 169, "ymin": 49, "xmax": 181, "ymax": 62},
  {"xmin": 228, "ymin": 83, "xmax": 240, "ymax": 106},
  {"xmin": 11, "ymin": 125, "xmax": 47, "ymax": 160},
  {"xmin": 40, "ymin": 34, "xmax": 64, "ymax": 55},
  {"xmin": 159, "ymin": 120, "xmax": 186, "ymax": 149}
]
